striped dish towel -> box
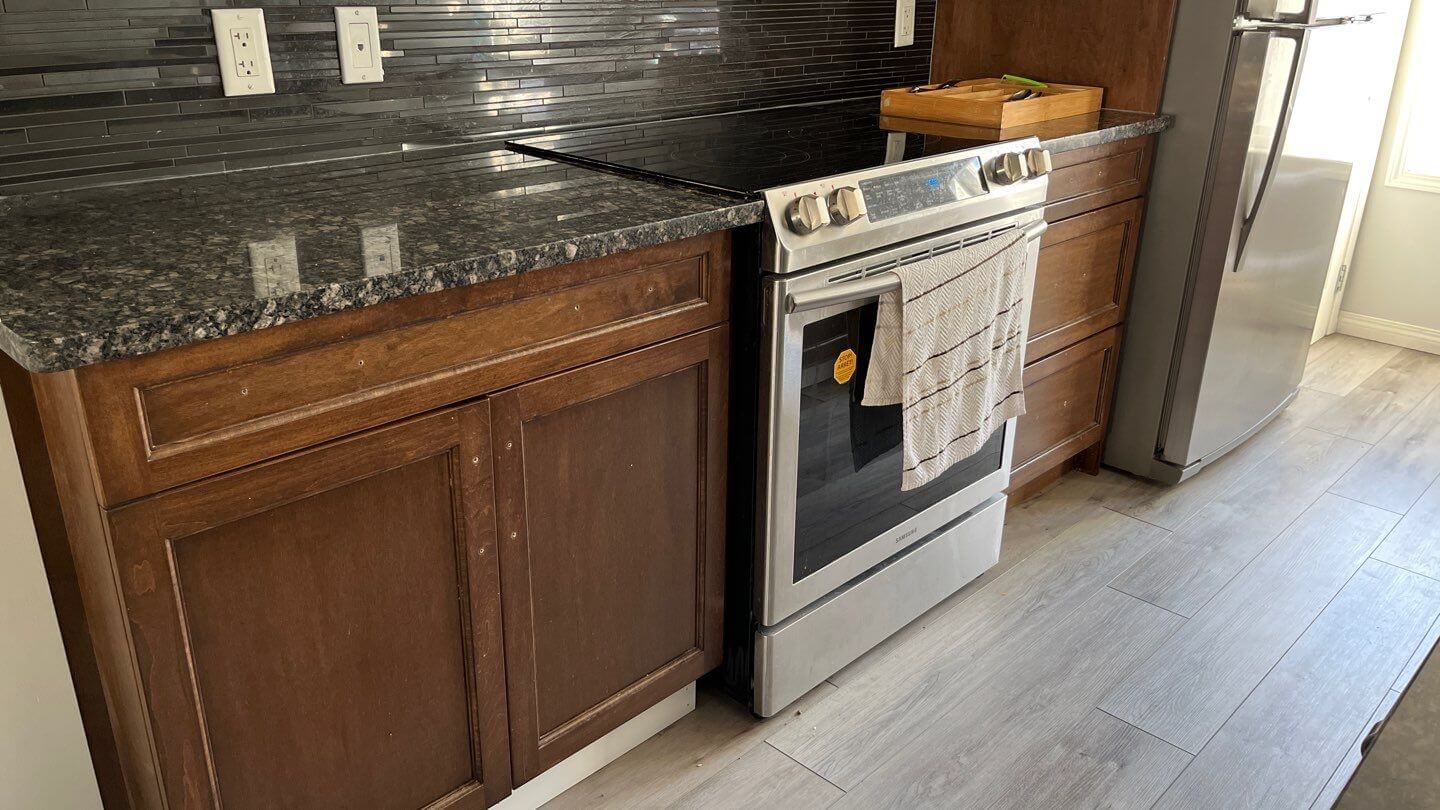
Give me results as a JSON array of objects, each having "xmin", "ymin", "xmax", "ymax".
[{"xmin": 863, "ymin": 231, "xmax": 1030, "ymax": 491}]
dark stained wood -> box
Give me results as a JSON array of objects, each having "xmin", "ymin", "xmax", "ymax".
[
  {"xmin": 1044, "ymin": 137, "xmax": 1155, "ymax": 223},
  {"xmin": 30, "ymin": 369, "xmax": 165, "ymax": 809},
  {"xmin": 931, "ymin": 0, "xmax": 1180, "ymax": 113},
  {"xmin": 1029, "ymin": 198, "xmax": 1144, "ymax": 360},
  {"xmin": 103, "ymin": 404, "xmax": 511, "ymax": 809},
  {"xmin": 74, "ymin": 231, "xmax": 730, "ymax": 507},
  {"xmin": 1012, "ymin": 326, "xmax": 1123, "ymax": 491},
  {"xmin": 0, "ymin": 358, "xmax": 128, "ymax": 810},
  {"xmin": 492, "ymin": 327, "xmax": 728, "ymax": 783}
]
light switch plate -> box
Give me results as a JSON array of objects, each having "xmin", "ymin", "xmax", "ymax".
[
  {"xmin": 335, "ymin": 7, "xmax": 385, "ymax": 84},
  {"xmin": 212, "ymin": 9, "xmax": 276, "ymax": 96},
  {"xmin": 894, "ymin": 0, "xmax": 916, "ymax": 47}
]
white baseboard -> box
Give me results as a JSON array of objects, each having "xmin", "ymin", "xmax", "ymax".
[
  {"xmin": 1337, "ymin": 312, "xmax": 1440, "ymax": 357},
  {"xmin": 492, "ymin": 683, "xmax": 697, "ymax": 810}
]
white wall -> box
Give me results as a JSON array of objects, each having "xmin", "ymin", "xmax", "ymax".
[
  {"xmin": 0, "ymin": 397, "xmax": 102, "ymax": 809},
  {"xmin": 1342, "ymin": 0, "xmax": 1440, "ymax": 344}
]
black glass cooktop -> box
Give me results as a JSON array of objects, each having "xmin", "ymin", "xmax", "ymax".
[{"xmin": 507, "ymin": 98, "xmax": 1005, "ymax": 197}]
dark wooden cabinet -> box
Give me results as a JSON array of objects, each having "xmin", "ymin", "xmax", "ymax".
[
  {"xmin": 103, "ymin": 404, "xmax": 511, "ymax": 810},
  {"xmin": 8, "ymin": 233, "xmax": 732, "ymax": 809},
  {"xmin": 492, "ymin": 327, "xmax": 728, "ymax": 780},
  {"xmin": 1028, "ymin": 198, "xmax": 1144, "ymax": 360},
  {"xmin": 1011, "ymin": 136, "xmax": 1156, "ymax": 502},
  {"xmin": 1014, "ymin": 327, "xmax": 1123, "ymax": 487}
]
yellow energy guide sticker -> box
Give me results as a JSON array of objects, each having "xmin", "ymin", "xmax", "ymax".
[{"xmin": 834, "ymin": 349, "xmax": 858, "ymax": 385}]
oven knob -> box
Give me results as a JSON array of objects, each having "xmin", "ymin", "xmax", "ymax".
[
  {"xmin": 786, "ymin": 193, "xmax": 832, "ymax": 235},
  {"xmin": 828, "ymin": 186, "xmax": 868, "ymax": 226},
  {"xmin": 992, "ymin": 152, "xmax": 1032, "ymax": 185},
  {"xmin": 1026, "ymin": 148, "xmax": 1053, "ymax": 176}
]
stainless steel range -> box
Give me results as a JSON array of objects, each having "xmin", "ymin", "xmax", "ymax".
[
  {"xmin": 510, "ymin": 103, "xmax": 1053, "ymax": 716},
  {"xmin": 749, "ymin": 141, "xmax": 1051, "ymax": 715}
]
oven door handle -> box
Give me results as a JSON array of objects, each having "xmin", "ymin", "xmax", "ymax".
[{"xmin": 784, "ymin": 220, "xmax": 1048, "ymax": 314}]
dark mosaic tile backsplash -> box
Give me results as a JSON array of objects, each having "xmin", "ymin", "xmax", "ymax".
[{"xmin": 0, "ymin": 1, "xmax": 935, "ymax": 195}]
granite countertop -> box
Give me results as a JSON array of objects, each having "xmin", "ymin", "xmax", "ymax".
[
  {"xmin": 0, "ymin": 108, "xmax": 1169, "ymax": 374},
  {"xmin": 0, "ymin": 148, "xmax": 763, "ymax": 373}
]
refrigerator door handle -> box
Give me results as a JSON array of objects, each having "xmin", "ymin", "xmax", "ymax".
[
  {"xmin": 1236, "ymin": 14, "xmax": 1378, "ymax": 31},
  {"xmin": 1234, "ymin": 28, "xmax": 1306, "ymax": 271}
]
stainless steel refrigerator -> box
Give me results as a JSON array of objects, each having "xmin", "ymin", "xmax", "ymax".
[{"xmin": 1106, "ymin": 0, "xmax": 1396, "ymax": 483}]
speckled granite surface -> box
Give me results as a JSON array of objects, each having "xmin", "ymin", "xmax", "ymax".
[
  {"xmin": 0, "ymin": 147, "xmax": 763, "ymax": 373},
  {"xmin": 0, "ymin": 107, "xmax": 1167, "ymax": 374}
]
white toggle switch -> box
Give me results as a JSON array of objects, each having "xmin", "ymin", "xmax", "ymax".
[
  {"xmin": 336, "ymin": 7, "xmax": 385, "ymax": 84},
  {"xmin": 212, "ymin": 9, "xmax": 275, "ymax": 97}
]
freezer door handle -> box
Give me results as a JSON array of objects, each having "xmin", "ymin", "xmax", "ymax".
[{"xmin": 1234, "ymin": 28, "xmax": 1307, "ymax": 271}]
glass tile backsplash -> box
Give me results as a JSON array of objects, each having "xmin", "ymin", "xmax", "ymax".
[{"xmin": 0, "ymin": 1, "xmax": 935, "ymax": 195}]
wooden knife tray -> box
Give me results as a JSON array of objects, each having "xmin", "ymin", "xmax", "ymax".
[{"xmin": 880, "ymin": 78, "xmax": 1103, "ymax": 129}]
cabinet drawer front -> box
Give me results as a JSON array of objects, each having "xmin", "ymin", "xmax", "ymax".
[
  {"xmin": 105, "ymin": 405, "xmax": 511, "ymax": 809},
  {"xmin": 76, "ymin": 232, "xmax": 730, "ymax": 506},
  {"xmin": 1013, "ymin": 326, "xmax": 1122, "ymax": 488},
  {"xmin": 1029, "ymin": 198, "xmax": 1144, "ymax": 360},
  {"xmin": 1045, "ymin": 136, "xmax": 1154, "ymax": 222}
]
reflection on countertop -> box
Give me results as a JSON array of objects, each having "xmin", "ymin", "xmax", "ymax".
[{"xmin": 0, "ymin": 145, "xmax": 762, "ymax": 373}]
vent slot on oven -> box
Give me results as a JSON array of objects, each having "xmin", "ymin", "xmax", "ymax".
[{"xmin": 826, "ymin": 223, "xmax": 1022, "ymax": 286}]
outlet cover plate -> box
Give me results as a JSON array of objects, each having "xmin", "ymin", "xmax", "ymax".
[
  {"xmin": 894, "ymin": 0, "xmax": 916, "ymax": 47},
  {"xmin": 336, "ymin": 7, "xmax": 385, "ymax": 84},
  {"xmin": 212, "ymin": 9, "xmax": 276, "ymax": 96}
]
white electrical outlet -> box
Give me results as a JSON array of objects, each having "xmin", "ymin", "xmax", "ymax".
[
  {"xmin": 212, "ymin": 9, "xmax": 275, "ymax": 96},
  {"xmin": 894, "ymin": 0, "xmax": 916, "ymax": 47},
  {"xmin": 336, "ymin": 7, "xmax": 385, "ymax": 84}
]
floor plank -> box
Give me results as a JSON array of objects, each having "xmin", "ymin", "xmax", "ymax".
[
  {"xmin": 1111, "ymin": 427, "xmax": 1370, "ymax": 617},
  {"xmin": 1331, "ymin": 384, "xmax": 1440, "ymax": 513},
  {"xmin": 831, "ymin": 588, "xmax": 1184, "ymax": 807},
  {"xmin": 670, "ymin": 744, "xmax": 842, "ymax": 810},
  {"xmin": 980, "ymin": 710, "xmax": 1191, "ymax": 810},
  {"xmin": 1394, "ymin": 613, "xmax": 1440, "ymax": 692},
  {"xmin": 1304, "ymin": 334, "xmax": 1345, "ymax": 366},
  {"xmin": 1155, "ymin": 560, "xmax": 1440, "ymax": 810},
  {"xmin": 1311, "ymin": 689, "xmax": 1403, "ymax": 810},
  {"xmin": 1372, "ymin": 477, "xmax": 1440, "ymax": 581},
  {"xmin": 1310, "ymin": 349, "xmax": 1440, "ymax": 444},
  {"xmin": 1303, "ymin": 334, "xmax": 1403, "ymax": 396},
  {"xmin": 766, "ymin": 509, "xmax": 1169, "ymax": 788},
  {"xmin": 1101, "ymin": 494, "xmax": 1398, "ymax": 752},
  {"xmin": 1080, "ymin": 386, "xmax": 1343, "ymax": 531},
  {"xmin": 543, "ymin": 683, "xmax": 835, "ymax": 809}
]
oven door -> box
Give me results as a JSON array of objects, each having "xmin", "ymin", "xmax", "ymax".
[{"xmin": 756, "ymin": 213, "xmax": 1046, "ymax": 627}]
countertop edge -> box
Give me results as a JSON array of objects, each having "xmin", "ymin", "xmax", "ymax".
[
  {"xmin": 1040, "ymin": 112, "xmax": 1174, "ymax": 153},
  {"xmin": 8, "ymin": 198, "xmax": 765, "ymax": 374}
]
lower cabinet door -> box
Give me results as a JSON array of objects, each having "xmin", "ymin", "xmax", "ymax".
[
  {"xmin": 1013, "ymin": 326, "xmax": 1123, "ymax": 488},
  {"xmin": 106, "ymin": 403, "xmax": 511, "ymax": 809},
  {"xmin": 491, "ymin": 327, "xmax": 728, "ymax": 782}
]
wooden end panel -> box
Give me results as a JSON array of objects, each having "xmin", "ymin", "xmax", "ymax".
[
  {"xmin": 1045, "ymin": 136, "xmax": 1155, "ymax": 222},
  {"xmin": 1012, "ymin": 326, "xmax": 1122, "ymax": 490},
  {"xmin": 1028, "ymin": 198, "xmax": 1144, "ymax": 360},
  {"xmin": 76, "ymin": 232, "xmax": 731, "ymax": 506},
  {"xmin": 104, "ymin": 405, "xmax": 511, "ymax": 809},
  {"xmin": 493, "ymin": 327, "xmax": 728, "ymax": 783}
]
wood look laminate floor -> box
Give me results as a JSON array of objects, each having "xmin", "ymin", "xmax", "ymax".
[{"xmin": 548, "ymin": 335, "xmax": 1440, "ymax": 810}]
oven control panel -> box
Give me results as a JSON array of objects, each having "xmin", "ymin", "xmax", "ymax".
[{"xmin": 762, "ymin": 139, "xmax": 1052, "ymax": 275}]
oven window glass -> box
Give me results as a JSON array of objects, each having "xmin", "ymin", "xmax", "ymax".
[{"xmin": 793, "ymin": 303, "xmax": 1006, "ymax": 583}]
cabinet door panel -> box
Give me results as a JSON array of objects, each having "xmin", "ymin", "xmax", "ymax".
[
  {"xmin": 1029, "ymin": 198, "xmax": 1144, "ymax": 360},
  {"xmin": 107, "ymin": 404, "xmax": 510, "ymax": 809},
  {"xmin": 1012, "ymin": 326, "xmax": 1122, "ymax": 489},
  {"xmin": 493, "ymin": 327, "xmax": 728, "ymax": 782}
]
